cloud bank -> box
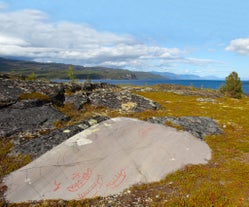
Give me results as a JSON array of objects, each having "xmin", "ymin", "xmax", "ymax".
[
  {"xmin": 0, "ymin": 8, "xmax": 216, "ymax": 71},
  {"xmin": 226, "ymin": 38, "xmax": 249, "ymax": 55}
]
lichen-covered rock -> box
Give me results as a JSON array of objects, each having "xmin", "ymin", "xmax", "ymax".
[
  {"xmin": 196, "ymin": 98, "xmax": 216, "ymax": 103},
  {"xmin": 89, "ymin": 89, "xmax": 160, "ymax": 112},
  {"xmin": 0, "ymin": 75, "xmax": 65, "ymax": 108},
  {"xmin": 147, "ymin": 116, "xmax": 222, "ymax": 139},
  {"xmin": 64, "ymin": 92, "xmax": 89, "ymax": 110},
  {"xmin": 0, "ymin": 78, "xmax": 23, "ymax": 108},
  {"xmin": 0, "ymin": 101, "xmax": 68, "ymax": 137},
  {"xmin": 62, "ymin": 82, "xmax": 118, "ymax": 93},
  {"xmin": 12, "ymin": 116, "xmax": 109, "ymax": 158}
]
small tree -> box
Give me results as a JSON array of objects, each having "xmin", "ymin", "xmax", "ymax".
[
  {"xmin": 68, "ymin": 65, "xmax": 76, "ymax": 82},
  {"xmin": 220, "ymin": 71, "xmax": 243, "ymax": 99},
  {"xmin": 26, "ymin": 72, "xmax": 36, "ymax": 80},
  {"xmin": 86, "ymin": 74, "xmax": 91, "ymax": 84}
]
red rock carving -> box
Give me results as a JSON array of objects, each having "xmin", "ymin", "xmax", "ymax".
[
  {"xmin": 67, "ymin": 168, "xmax": 92, "ymax": 192},
  {"xmin": 78, "ymin": 175, "xmax": 103, "ymax": 199},
  {"xmin": 53, "ymin": 180, "xmax": 61, "ymax": 192},
  {"xmin": 106, "ymin": 169, "xmax": 127, "ymax": 188}
]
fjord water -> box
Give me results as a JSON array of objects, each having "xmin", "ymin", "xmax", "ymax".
[{"xmin": 90, "ymin": 79, "xmax": 249, "ymax": 95}]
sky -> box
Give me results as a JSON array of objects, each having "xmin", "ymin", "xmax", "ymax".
[{"xmin": 0, "ymin": 0, "xmax": 249, "ymax": 79}]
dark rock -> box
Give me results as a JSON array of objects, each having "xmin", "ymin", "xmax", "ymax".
[
  {"xmin": 0, "ymin": 79, "xmax": 23, "ymax": 108},
  {"xmin": 0, "ymin": 76, "xmax": 65, "ymax": 108},
  {"xmin": 62, "ymin": 82, "xmax": 84, "ymax": 93},
  {"xmin": 62, "ymin": 82, "xmax": 118, "ymax": 93},
  {"xmin": 0, "ymin": 102, "xmax": 68, "ymax": 137},
  {"xmin": 64, "ymin": 92, "xmax": 89, "ymax": 110},
  {"xmin": 147, "ymin": 116, "xmax": 222, "ymax": 139},
  {"xmin": 12, "ymin": 116, "xmax": 109, "ymax": 158},
  {"xmin": 89, "ymin": 89, "xmax": 160, "ymax": 112},
  {"xmin": 63, "ymin": 82, "xmax": 119, "ymax": 110},
  {"xmin": 9, "ymin": 99, "xmax": 49, "ymax": 109}
]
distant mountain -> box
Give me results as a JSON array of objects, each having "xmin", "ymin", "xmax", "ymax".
[
  {"xmin": 151, "ymin": 71, "xmax": 222, "ymax": 80},
  {"xmin": 0, "ymin": 57, "xmax": 162, "ymax": 80},
  {"xmin": 0, "ymin": 57, "xmax": 223, "ymax": 81}
]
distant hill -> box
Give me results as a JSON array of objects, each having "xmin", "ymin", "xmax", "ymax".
[
  {"xmin": 0, "ymin": 57, "xmax": 163, "ymax": 80},
  {"xmin": 0, "ymin": 57, "xmax": 223, "ymax": 80},
  {"xmin": 151, "ymin": 71, "xmax": 222, "ymax": 80}
]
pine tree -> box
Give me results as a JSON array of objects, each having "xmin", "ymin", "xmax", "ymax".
[
  {"xmin": 26, "ymin": 72, "xmax": 36, "ymax": 80},
  {"xmin": 68, "ymin": 65, "xmax": 76, "ymax": 82},
  {"xmin": 220, "ymin": 71, "xmax": 243, "ymax": 99}
]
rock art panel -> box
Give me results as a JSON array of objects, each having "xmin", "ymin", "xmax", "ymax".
[{"xmin": 4, "ymin": 118, "xmax": 211, "ymax": 203}]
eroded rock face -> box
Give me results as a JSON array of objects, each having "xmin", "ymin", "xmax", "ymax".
[
  {"xmin": 0, "ymin": 75, "xmax": 69, "ymax": 137},
  {"xmin": 12, "ymin": 116, "xmax": 109, "ymax": 158},
  {"xmin": 64, "ymin": 92, "xmax": 88, "ymax": 110},
  {"xmin": 0, "ymin": 101, "xmax": 68, "ymax": 137},
  {"xmin": 63, "ymin": 82, "xmax": 122, "ymax": 110},
  {"xmin": 147, "ymin": 116, "xmax": 222, "ymax": 139},
  {"xmin": 89, "ymin": 89, "xmax": 160, "ymax": 112},
  {"xmin": 0, "ymin": 75, "xmax": 65, "ymax": 108},
  {"xmin": 0, "ymin": 75, "xmax": 161, "ymax": 140},
  {"xmin": 63, "ymin": 82, "xmax": 118, "ymax": 93}
]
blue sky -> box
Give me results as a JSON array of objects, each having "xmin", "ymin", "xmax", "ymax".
[{"xmin": 0, "ymin": 0, "xmax": 249, "ymax": 79}]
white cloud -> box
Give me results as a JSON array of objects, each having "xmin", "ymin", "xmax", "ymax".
[
  {"xmin": 0, "ymin": 35, "xmax": 28, "ymax": 46},
  {"xmin": 226, "ymin": 38, "xmax": 249, "ymax": 55},
  {"xmin": 0, "ymin": 8, "xmax": 217, "ymax": 71}
]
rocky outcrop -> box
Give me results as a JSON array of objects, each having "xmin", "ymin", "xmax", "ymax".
[
  {"xmin": 12, "ymin": 116, "xmax": 109, "ymax": 158},
  {"xmin": 64, "ymin": 92, "xmax": 88, "ymax": 110},
  {"xmin": 0, "ymin": 100, "xmax": 68, "ymax": 137},
  {"xmin": 63, "ymin": 82, "xmax": 161, "ymax": 112},
  {"xmin": 0, "ymin": 75, "xmax": 68, "ymax": 137},
  {"xmin": 0, "ymin": 74, "xmax": 160, "ymax": 139},
  {"xmin": 62, "ymin": 82, "xmax": 118, "ymax": 93},
  {"xmin": 63, "ymin": 82, "xmax": 119, "ymax": 109},
  {"xmin": 147, "ymin": 116, "xmax": 222, "ymax": 139},
  {"xmin": 89, "ymin": 89, "xmax": 161, "ymax": 112},
  {"xmin": 0, "ymin": 74, "xmax": 65, "ymax": 108}
]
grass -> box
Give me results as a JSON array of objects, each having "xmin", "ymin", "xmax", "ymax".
[
  {"xmin": 1, "ymin": 86, "xmax": 249, "ymax": 206},
  {"xmin": 128, "ymin": 90, "xmax": 249, "ymax": 206},
  {"xmin": 19, "ymin": 92, "xmax": 50, "ymax": 101},
  {"xmin": 0, "ymin": 137, "xmax": 31, "ymax": 205}
]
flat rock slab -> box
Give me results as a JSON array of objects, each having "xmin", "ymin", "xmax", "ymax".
[{"xmin": 4, "ymin": 118, "xmax": 211, "ymax": 203}]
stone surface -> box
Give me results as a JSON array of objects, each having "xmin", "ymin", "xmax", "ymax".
[
  {"xmin": 64, "ymin": 92, "xmax": 89, "ymax": 110},
  {"xmin": 0, "ymin": 101, "xmax": 68, "ymax": 137},
  {"xmin": 63, "ymin": 82, "xmax": 118, "ymax": 93},
  {"xmin": 147, "ymin": 116, "xmax": 222, "ymax": 139},
  {"xmin": 12, "ymin": 116, "xmax": 109, "ymax": 158},
  {"xmin": 0, "ymin": 75, "xmax": 65, "ymax": 108},
  {"xmin": 196, "ymin": 98, "xmax": 216, "ymax": 103},
  {"xmin": 89, "ymin": 89, "xmax": 160, "ymax": 112},
  {"xmin": 4, "ymin": 118, "xmax": 211, "ymax": 203}
]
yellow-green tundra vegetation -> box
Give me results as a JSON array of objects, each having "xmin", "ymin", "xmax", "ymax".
[{"xmin": 1, "ymin": 85, "xmax": 249, "ymax": 207}]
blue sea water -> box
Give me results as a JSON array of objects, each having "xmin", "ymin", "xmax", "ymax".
[{"xmin": 89, "ymin": 79, "xmax": 249, "ymax": 95}]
